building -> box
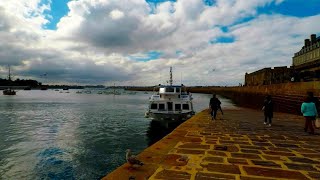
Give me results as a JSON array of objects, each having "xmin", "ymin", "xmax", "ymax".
[
  {"xmin": 245, "ymin": 34, "xmax": 320, "ymax": 86},
  {"xmin": 292, "ymin": 34, "xmax": 320, "ymax": 81},
  {"xmin": 245, "ymin": 66, "xmax": 292, "ymax": 86}
]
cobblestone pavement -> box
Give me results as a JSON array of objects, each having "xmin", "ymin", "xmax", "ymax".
[{"xmin": 104, "ymin": 108, "xmax": 320, "ymax": 180}]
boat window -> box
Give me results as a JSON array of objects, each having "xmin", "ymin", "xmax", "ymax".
[
  {"xmin": 165, "ymin": 87, "xmax": 174, "ymax": 92},
  {"xmin": 176, "ymin": 88, "xmax": 180, "ymax": 93},
  {"xmin": 159, "ymin": 104, "xmax": 165, "ymax": 110},
  {"xmin": 175, "ymin": 104, "xmax": 181, "ymax": 110},
  {"xmin": 182, "ymin": 104, "xmax": 189, "ymax": 110},
  {"xmin": 151, "ymin": 103, "xmax": 157, "ymax": 109}
]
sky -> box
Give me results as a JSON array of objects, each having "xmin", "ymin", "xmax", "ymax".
[{"xmin": 0, "ymin": 0, "xmax": 320, "ymax": 86}]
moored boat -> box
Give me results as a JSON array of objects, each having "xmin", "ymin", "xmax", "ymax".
[
  {"xmin": 145, "ymin": 67, "xmax": 195, "ymax": 124},
  {"xmin": 3, "ymin": 88, "xmax": 16, "ymax": 95}
]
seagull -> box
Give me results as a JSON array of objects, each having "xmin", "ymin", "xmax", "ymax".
[{"xmin": 126, "ymin": 149, "xmax": 144, "ymax": 168}]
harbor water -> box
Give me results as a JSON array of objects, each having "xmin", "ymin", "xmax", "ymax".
[{"xmin": 0, "ymin": 90, "xmax": 237, "ymax": 179}]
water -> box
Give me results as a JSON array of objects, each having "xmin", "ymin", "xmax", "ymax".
[{"xmin": 0, "ymin": 90, "xmax": 236, "ymax": 179}]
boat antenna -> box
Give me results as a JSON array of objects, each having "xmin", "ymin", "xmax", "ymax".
[{"xmin": 169, "ymin": 66, "xmax": 173, "ymax": 86}]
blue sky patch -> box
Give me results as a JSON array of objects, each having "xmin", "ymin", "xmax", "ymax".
[
  {"xmin": 258, "ymin": 0, "xmax": 320, "ymax": 17},
  {"xmin": 43, "ymin": 0, "xmax": 70, "ymax": 30},
  {"xmin": 210, "ymin": 36, "xmax": 235, "ymax": 44},
  {"xmin": 129, "ymin": 51, "xmax": 163, "ymax": 61},
  {"xmin": 203, "ymin": 0, "xmax": 215, "ymax": 6}
]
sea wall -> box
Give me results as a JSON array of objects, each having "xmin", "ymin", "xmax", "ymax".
[{"xmin": 187, "ymin": 82, "xmax": 320, "ymax": 115}]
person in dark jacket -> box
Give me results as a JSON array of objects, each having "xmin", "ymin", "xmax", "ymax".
[
  {"xmin": 262, "ymin": 95, "xmax": 273, "ymax": 126},
  {"xmin": 209, "ymin": 94, "xmax": 222, "ymax": 120}
]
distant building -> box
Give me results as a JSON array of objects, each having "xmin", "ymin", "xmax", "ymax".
[
  {"xmin": 245, "ymin": 66, "xmax": 292, "ymax": 86},
  {"xmin": 292, "ymin": 34, "xmax": 320, "ymax": 81},
  {"xmin": 245, "ymin": 34, "xmax": 320, "ymax": 86}
]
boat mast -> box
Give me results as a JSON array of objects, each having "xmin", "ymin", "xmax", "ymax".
[
  {"xmin": 169, "ymin": 67, "xmax": 173, "ymax": 86},
  {"xmin": 8, "ymin": 65, "xmax": 11, "ymax": 81}
]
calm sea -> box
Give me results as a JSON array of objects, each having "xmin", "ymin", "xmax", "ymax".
[{"xmin": 0, "ymin": 89, "xmax": 236, "ymax": 179}]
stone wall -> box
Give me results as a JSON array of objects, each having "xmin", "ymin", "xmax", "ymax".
[{"xmin": 187, "ymin": 82, "xmax": 320, "ymax": 115}]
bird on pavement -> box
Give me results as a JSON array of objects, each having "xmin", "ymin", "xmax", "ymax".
[{"xmin": 126, "ymin": 149, "xmax": 144, "ymax": 168}]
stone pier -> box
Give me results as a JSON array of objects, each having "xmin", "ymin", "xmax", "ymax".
[{"xmin": 103, "ymin": 108, "xmax": 320, "ymax": 180}]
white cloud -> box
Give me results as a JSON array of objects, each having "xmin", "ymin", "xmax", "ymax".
[{"xmin": 0, "ymin": 0, "xmax": 320, "ymax": 86}]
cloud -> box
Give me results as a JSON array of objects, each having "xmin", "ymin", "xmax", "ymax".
[{"xmin": 0, "ymin": 0, "xmax": 319, "ymax": 85}]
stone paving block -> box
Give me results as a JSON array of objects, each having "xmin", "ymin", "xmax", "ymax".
[
  {"xmin": 207, "ymin": 151, "xmax": 228, "ymax": 157},
  {"xmin": 176, "ymin": 149, "xmax": 205, "ymax": 155},
  {"xmin": 213, "ymin": 145, "xmax": 239, "ymax": 152},
  {"xmin": 267, "ymin": 147, "xmax": 291, "ymax": 152},
  {"xmin": 195, "ymin": 172, "xmax": 236, "ymax": 180},
  {"xmin": 301, "ymin": 153, "xmax": 320, "ymax": 159},
  {"xmin": 205, "ymin": 140, "xmax": 218, "ymax": 145},
  {"xmin": 241, "ymin": 149, "xmax": 261, "ymax": 154},
  {"xmin": 154, "ymin": 169, "xmax": 191, "ymax": 180},
  {"xmin": 307, "ymin": 172, "xmax": 320, "ymax": 179},
  {"xmin": 262, "ymin": 155, "xmax": 285, "ymax": 161},
  {"xmin": 252, "ymin": 142, "xmax": 274, "ymax": 147},
  {"xmin": 200, "ymin": 132, "xmax": 212, "ymax": 136},
  {"xmin": 243, "ymin": 166, "xmax": 309, "ymax": 179},
  {"xmin": 182, "ymin": 137, "xmax": 203, "ymax": 143},
  {"xmin": 250, "ymin": 139, "xmax": 268, "ymax": 142},
  {"xmin": 178, "ymin": 143, "xmax": 210, "ymax": 150},
  {"xmin": 284, "ymin": 163, "xmax": 318, "ymax": 171},
  {"xmin": 186, "ymin": 132, "xmax": 202, "ymax": 137},
  {"xmin": 274, "ymin": 144, "xmax": 299, "ymax": 148},
  {"xmin": 202, "ymin": 156, "xmax": 224, "ymax": 163},
  {"xmin": 251, "ymin": 160, "xmax": 282, "ymax": 168},
  {"xmin": 239, "ymin": 145, "xmax": 266, "ymax": 150},
  {"xmin": 227, "ymin": 158, "xmax": 249, "ymax": 165},
  {"xmin": 201, "ymin": 163, "xmax": 241, "ymax": 174},
  {"xmin": 293, "ymin": 148, "xmax": 318, "ymax": 153},
  {"xmin": 219, "ymin": 140, "xmax": 251, "ymax": 145},
  {"xmin": 231, "ymin": 153, "xmax": 262, "ymax": 160},
  {"xmin": 240, "ymin": 176, "xmax": 277, "ymax": 180},
  {"xmin": 300, "ymin": 144, "xmax": 320, "ymax": 149},
  {"xmin": 219, "ymin": 137, "xmax": 232, "ymax": 141},
  {"xmin": 262, "ymin": 151, "xmax": 295, "ymax": 156},
  {"xmin": 288, "ymin": 156, "xmax": 319, "ymax": 164},
  {"xmin": 163, "ymin": 154, "xmax": 189, "ymax": 166}
]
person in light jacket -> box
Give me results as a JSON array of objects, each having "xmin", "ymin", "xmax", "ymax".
[{"xmin": 301, "ymin": 96, "xmax": 318, "ymax": 134}]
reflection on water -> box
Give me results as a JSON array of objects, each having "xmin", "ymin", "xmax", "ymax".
[
  {"xmin": 0, "ymin": 90, "xmax": 236, "ymax": 179},
  {"xmin": 146, "ymin": 120, "xmax": 183, "ymax": 146}
]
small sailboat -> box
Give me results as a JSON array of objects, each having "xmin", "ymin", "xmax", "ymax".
[{"xmin": 3, "ymin": 66, "xmax": 16, "ymax": 95}]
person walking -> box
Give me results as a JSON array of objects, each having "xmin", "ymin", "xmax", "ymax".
[
  {"xmin": 301, "ymin": 96, "xmax": 318, "ymax": 134},
  {"xmin": 262, "ymin": 95, "xmax": 273, "ymax": 126},
  {"xmin": 209, "ymin": 94, "xmax": 222, "ymax": 120},
  {"xmin": 307, "ymin": 92, "xmax": 319, "ymax": 129}
]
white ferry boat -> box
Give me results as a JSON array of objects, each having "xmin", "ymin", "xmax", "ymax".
[{"xmin": 145, "ymin": 67, "xmax": 195, "ymax": 123}]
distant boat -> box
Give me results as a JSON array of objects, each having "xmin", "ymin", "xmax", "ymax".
[
  {"xmin": 24, "ymin": 87, "xmax": 31, "ymax": 90},
  {"xmin": 3, "ymin": 66, "xmax": 16, "ymax": 95},
  {"xmin": 40, "ymin": 86, "xmax": 48, "ymax": 90},
  {"xmin": 63, "ymin": 88, "xmax": 69, "ymax": 90},
  {"xmin": 3, "ymin": 88, "xmax": 16, "ymax": 95}
]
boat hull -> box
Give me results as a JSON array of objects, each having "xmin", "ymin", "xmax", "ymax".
[
  {"xmin": 146, "ymin": 111, "xmax": 195, "ymax": 122},
  {"xmin": 3, "ymin": 90, "xmax": 16, "ymax": 95}
]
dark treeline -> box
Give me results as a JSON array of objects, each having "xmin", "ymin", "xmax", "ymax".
[{"xmin": 0, "ymin": 78, "xmax": 41, "ymax": 87}]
